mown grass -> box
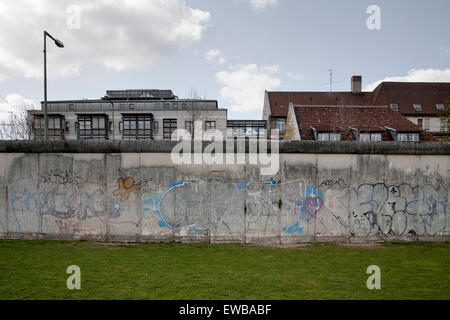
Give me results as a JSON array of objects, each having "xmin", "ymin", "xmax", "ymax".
[{"xmin": 0, "ymin": 240, "xmax": 448, "ymax": 300}]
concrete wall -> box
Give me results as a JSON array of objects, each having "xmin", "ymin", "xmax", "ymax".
[{"xmin": 0, "ymin": 141, "xmax": 449, "ymax": 243}]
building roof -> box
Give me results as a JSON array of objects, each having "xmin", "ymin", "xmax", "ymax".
[
  {"xmin": 371, "ymin": 82, "xmax": 450, "ymax": 115},
  {"xmin": 268, "ymin": 81, "xmax": 450, "ymax": 117},
  {"xmin": 105, "ymin": 89, "xmax": 176, "ymax": 100},
  {"xmin": 291, "ymin": 105, "xmax": 438, "ymax": 141}
]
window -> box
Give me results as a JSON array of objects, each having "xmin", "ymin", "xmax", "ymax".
[
  {"xmin": 163, "ymin": 103, "xmax": 170, "ymax": 109},
  {"xmin": 424, "ymin": 119, "xmax": 430, "ymax": 131},
  {"xmin": 129, "ymin": 104, "xmax": 135, "ymax": 110},
  {"xmin": 413, "ymin": 104, "xmax": 422, "ymax": 112},
  {"xmin": 277, "ymin": 120, "xmax": 286, "ymax": 132},
  {"xmin": 33, "ymin": 116, "xmax": 65, "ymax": 140},
  {"xmin": 441, "ymin": 119, "xmax": 447, "ymax": 132},
  {"xmin": 205, "ymin": 121, "xmax": 216, "ymax": 130},
  {"xmin": 436, "ymin": 104, "xmax": 445, "ymax": 111},
  {"xmin": 418, "ymin": 119, "xmax": 423, "ymax": 128},
  {"xmin": 227, "ymin": 121, "xmax": 266, "ymax": 138},
  {"xmin": 77, "ymin": 115, "xmax": 108, "ymax": 140},
  {"xmin": 122, "ymin": 115, "xmax": 153, "ymax": 140},
  {"xmin": 163, "ymin": 119, "xmax": 177, "ymax": 140},
  {"xmin": 318, "ymin": 133, "xmax": 341, "ymax": 141},
  {"xmin": 185, "ymin": 121, "xmax": 193, "ymax": 133},
  {"xmin": 359, "ymin": 133, "xmax": 382, "ymax": 142},
  {"xmin": 397, "ymin": 133, "xmax": 419, "ymax": 142},
  {"xmin": 390, "ymin": 104, "xmax": 399, "ymax": 111},
  {"xmin": 153, "ymin": 121, "xmax": 159, "ymax": 132}
]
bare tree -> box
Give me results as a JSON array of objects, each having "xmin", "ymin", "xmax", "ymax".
[
  {"xmin": 187, "ymin": 86, "xmax": 206, "ymax": 140},
  {"xmin": 0, "ymin": 109, "xmax": 31, "ymax": 140}
]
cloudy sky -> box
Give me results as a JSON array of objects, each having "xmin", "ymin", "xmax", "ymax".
[{"xmin": 0, "ymin": 0, "xmax": 449, "ymax": 121}]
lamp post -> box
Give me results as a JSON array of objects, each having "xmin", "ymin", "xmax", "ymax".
[
  {"xmin": 43, "ymin": 31, "xmax": 64, "ymax": 140},
  {"xmin": 104, "ymin": 95, "xmax": 115, "ymax": 140}
]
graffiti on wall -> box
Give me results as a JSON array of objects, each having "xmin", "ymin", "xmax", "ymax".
[
  {"xmin": 5, "ymin": 158, "xmax": 448, "ymax": 238},
  {"xmin": 9, "ymin": 169, "xmax": 142, "ymax": 232},
  {"xmin": 283, "ymin": 186, "xmax": 325, "ymax": 234},
  {"xmin": 335, "ymin": 181, "xmax": 448, "ymax": 236},
  {"xmin": 142, "ymin": 179, "xmax": 236, "ymax": 234}
]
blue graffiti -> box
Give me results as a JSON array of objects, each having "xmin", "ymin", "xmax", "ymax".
[
  {"xmin": 11, "ymin": 177, "xmax": 39, "ymax": 232},
  {"xmin": 265, "ymin": 179, "xmax": 277, "ymax": 186},
  {"xmin": 283, "ymin": 186, "xmax": 325, "ymax": 235},
  {"xmin": 235, "ymin": 181, "xmax": 249, "ymax": 191},
  {"xmin": 283, "ymin": 221, "xmax": 304, "ymax": 234},
  {"xmin": 142, "ymin": 180, "xmax": 185, "ymax": 229}
]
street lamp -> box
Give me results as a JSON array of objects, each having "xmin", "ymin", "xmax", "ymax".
[
  {"xmin": 103, "ymin": 95, "xmax": 115, "ymax": 141},
  {"xmin": 43, "ymin": 31, "xmax": 64, "ymax": 140}
]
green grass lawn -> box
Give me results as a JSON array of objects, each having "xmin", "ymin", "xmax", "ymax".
[{"xmin": 0, "ymin": 240, "xmax": 448, "ymax": 300}]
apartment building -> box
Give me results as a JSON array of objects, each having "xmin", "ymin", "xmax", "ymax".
[{"xmin": 27, "ymin": 89, "xmax": 227, "ymax": 141}]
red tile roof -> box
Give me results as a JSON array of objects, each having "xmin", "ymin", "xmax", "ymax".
[
  {"xmin": 268, "ymin": 82, "xmax": 450, "ymax": 117},
  {"xmin": 372, "ymin": 82, "xmax": 450, "ymax": 115},
  {"xmin": 292, "ymin": 105, "xmax": 438, "ymax": 141}
]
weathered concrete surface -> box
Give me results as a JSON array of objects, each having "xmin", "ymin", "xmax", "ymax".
[{"xmin": 0, "ymin": 141, "xmax": 449, "ymax": 243}]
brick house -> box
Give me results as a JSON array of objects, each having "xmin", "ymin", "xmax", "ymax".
[
  {"xmin": 263, "ymin": 76, "xmax": 450, "ymax": 140},
  {"xmin": 284, "ymin": 104, "xmax": 438, "ymax": 142}
]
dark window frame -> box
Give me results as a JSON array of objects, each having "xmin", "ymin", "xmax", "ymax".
[
  {"xmin": 122, "ymin": 114, "xmax": 154, "ymax": 140},
  {"xmin": 77, "ymin": 115, "xmax": 109, "ymax": 140},
  {"xmin": 163, "ymin": 119, "xmax": 177, "ymax": 140},
  {"xmin": 33, "ymin": 115, "xmax": 65, "ymax": 140}
]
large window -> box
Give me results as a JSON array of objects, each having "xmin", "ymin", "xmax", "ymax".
[
  {"xmin": 359, "ymin": 132, "xmax": 382, "ymax": 142},
  {"xmin": 318, "ymin": 133, "xmax": 341, "ymax": 141},
  {"xmin": 227, "ymin": 120, "xmax": 266, "ymax": 138},
  {"xmin": 33, "ymin": 116, "xmax": 65, "ymax": 140},
  {"xmin": 122, "ymin": 115, "xmax": 153, "ymax": 140},
  {"xmin": 205, "ymin": 121, "xmax": 216, "ymax": 130},
  {"xmin": 163, "ymin": 119, "xmax": 177, "ymax": 140},
  {"xmin": 397, "ymin": 133, "xmax": 419, "ymax": 142},
  {"xmin": 77, "ymin": 115, "xmax": 108, "ymax": 140}
]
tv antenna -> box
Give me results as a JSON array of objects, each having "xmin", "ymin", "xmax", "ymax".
[{"xmin": 322, "ymin": 69, "xmax": 340, "ymax": 94}]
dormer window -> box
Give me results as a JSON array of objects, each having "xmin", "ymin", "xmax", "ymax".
[
  {"xmin": 359, "ymin": 132, "xmax": 382, "ymax": 142},
  {"xmin": 390, "ymin": 104, "xmax": 399, "ymax": 111},
  {"xmin": 436, "ymin": 104, "xmax": 445, "ymax": 111},
  {"xmin": 413, "ymin": 104, "xmax": 422, "ymax": 112},
  {"xmin": 318, "ymin": 133, "xmax": 341, "ymax": 141},
  {"xmin": 397, "ymin": 133, "xmax": 419, "ymax": 142}
]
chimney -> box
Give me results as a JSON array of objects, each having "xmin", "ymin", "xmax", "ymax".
[{"xmin": 351, "ymin": 75, "xmax": 362, "ymax": 94}]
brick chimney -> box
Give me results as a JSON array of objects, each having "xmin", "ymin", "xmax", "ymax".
[{"xmin": 351, "ymin": 75, "xmax": 362, "ymax": 94}]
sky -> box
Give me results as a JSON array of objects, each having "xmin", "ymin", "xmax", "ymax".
[{"xmin": 0, "ymin": 0, "xmax": 449, "ymax": 121}]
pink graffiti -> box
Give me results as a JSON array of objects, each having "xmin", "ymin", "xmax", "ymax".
[{"xmin": 302, "ymin": 196, "xmax": 324, "ymax": 219}]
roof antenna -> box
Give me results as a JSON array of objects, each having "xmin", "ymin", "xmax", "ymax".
[{"xmin": 326, "ymin": 69, "xmax": 333, "ymax": 94}]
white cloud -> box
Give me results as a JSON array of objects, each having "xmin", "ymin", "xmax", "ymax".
[
  {"xmin": 0, "ymin": 0, "xmax": 210, "ymax": 81},
  {"xmin": 249, "ymin": 0, "xmax": 278, "ymax": 11},
  {"xmin": 364, "ymin": 68, "xmax": 450, "ymax": 91},
  {"xmin": 206, "ymin": 49, "xmax": 227, "ymax": 65},
  {"xmin": 0, "ymin": 93, "xmax": 37, "ymax": 122},
  {"xmin": 215, "ymin": 64, "xmax": 281, "ymax": 112},
  {"xmin": 286, "ymin": 72, "xmax": 304, "ymax": 81}
]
